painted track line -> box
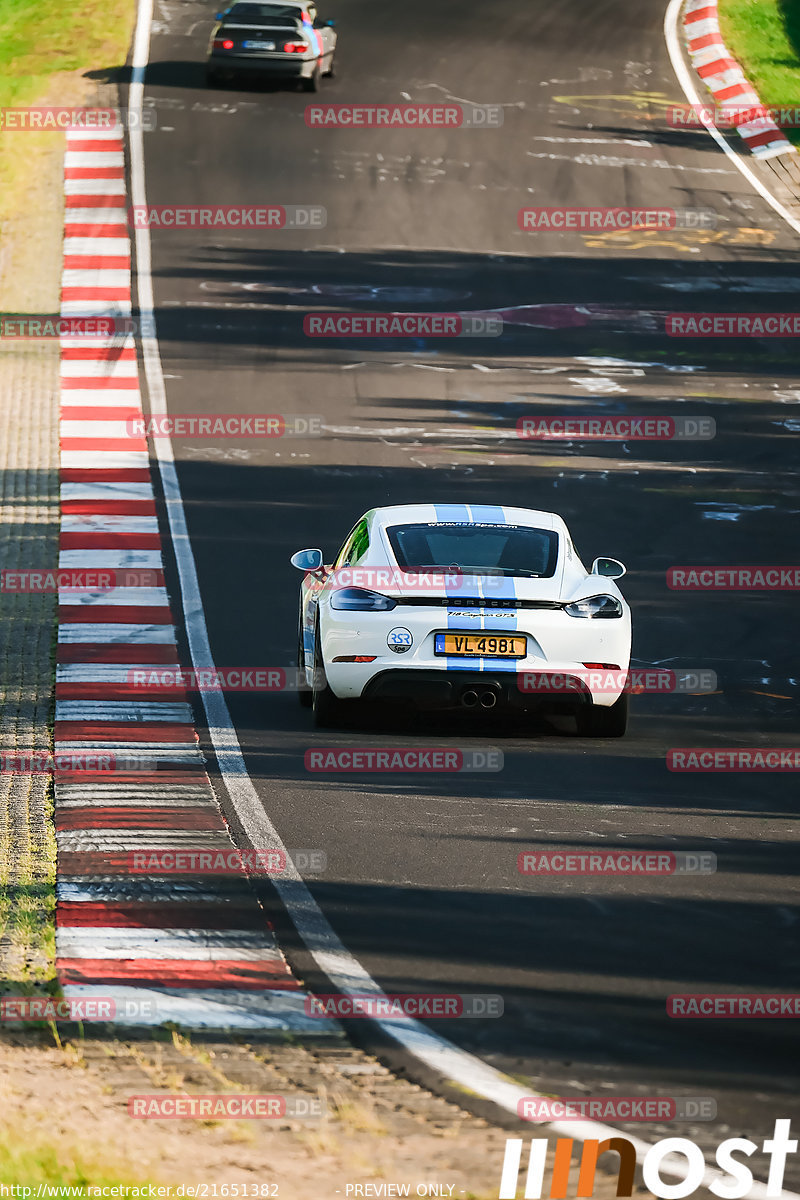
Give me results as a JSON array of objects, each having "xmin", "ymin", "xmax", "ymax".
[
  {"xmin": 128, "ymin": 0, "xmax": 796, "ymax": 1189},
  {"xmin": 55, "ymin": 120, "xmax": 329, "ymax": 1035},
  {"xmin": 664, "ymin": 0, "xmax": 800, "ymax": 238}
]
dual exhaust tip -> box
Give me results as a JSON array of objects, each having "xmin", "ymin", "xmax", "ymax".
[{"xmin": 461, "ymin": 688, "xmax": 498, "ymax": 710}]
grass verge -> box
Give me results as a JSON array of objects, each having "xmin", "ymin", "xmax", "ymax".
[
  {"xmin": 0, "ymin": 1119, "xmax": 155, "ymax": 1192},
  {"xmin": 0, "ymin": 0, "xmax": 136, "ymax": 240},
  {"xmin": 0, "ymin": 778, "xmax": 57, "ymax": 992},
  {"xmin": 718, "ymin": 0, "xmax": 800, "ymax": 147}
]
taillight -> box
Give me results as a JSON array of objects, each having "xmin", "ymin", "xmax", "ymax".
[
  {"xmin": 283, "ymin": 40, "xmax": 307, "ymax": 52},
  {"xmin": 214, "ymin": 37, "xmax": 234, "ymax": 49}
]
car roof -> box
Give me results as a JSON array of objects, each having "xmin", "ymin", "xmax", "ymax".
[
  {"xmin": 225, "ymin": 1, "xmax": 307, "ymax": 10},
  {"xmin": 368, "ymin": 504, "xmax": 563, "ymax": 532}
]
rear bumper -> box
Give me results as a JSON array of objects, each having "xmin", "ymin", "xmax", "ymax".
[
  {"xmin": 207, "ymin": 53, "xmax": 314, "ymax": 77},
  {"xmin": 361, "ymin": 669, "xmax": 596, "ymax": 713}
]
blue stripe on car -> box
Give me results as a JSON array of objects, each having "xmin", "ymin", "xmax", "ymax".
[
  {"xmin": 434, "ymin": 503, "xmax": 479, "ymax": 670},
  {"xmin": 433, "ymin": 503, "xmax": 471, "ymax": 524},
  {"xmin": 468, "ymin": 504, "xmax": 507, "ymax": 524}
]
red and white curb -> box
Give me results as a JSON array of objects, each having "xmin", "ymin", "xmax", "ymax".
[
  {"xmin": 56, "ymin": 124, "xmax": 336, "ymax": 1033},
  {"xmin": 683, "ymin": 0, "xmax": 794, "ymax": 158}
]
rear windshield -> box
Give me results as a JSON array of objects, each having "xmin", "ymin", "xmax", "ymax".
[
  {"xmin": 224, "ymin": 4, "xmax": 302, "ymax": 23},
  {"xmin": 385, "ymin": 523, "xmax": 559, "ymax": 579}
]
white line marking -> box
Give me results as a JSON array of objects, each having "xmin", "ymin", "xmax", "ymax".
[
  {"xmin": 56, "ymin": 794, "xmax": 213, "ymax": 807},
  {"xmin": 126, "ymin": 0, "xmax": 800, "ymax": 1183},
  {"xmin": 60, "ymin": 300, "xmax": 133, "ymax": 315},
  {"xmin": 64, "ymin": 179, "xmax": 127, "ymax": 196},
  {"xmin": 60, "ymin": 420, "xmax": 142, "ymax": 439},
  {"xmin": 60, "ymin": 986, "xmax": 335, "ymax": 1032},
  {"xmin": 664, "ymin": 0, "xmax": 800, "ymax": 237},
  {"xmin": 54, "ymin": 743, "xmax": 203, "ymax": 758},
  {"xmin": 61, "ymin": 482, "xmax": 153, "ymax": 500},
  {"xmin": 58, "ymin": 664, "xmax": 180, "ymax": 681},
  {"xmin": 60, "ymin": 396, "xmax": 142, "ymax": 412},
  {"xmin": 63, "ymin": 217, "xmax": 129, "ymax": 232},
  {"xmin": 64, "ymin": 151, "xmax": 125, "ymax": 168},
  {"xmin": 57, "ymin": 623, "xmax": 176, "ymax": 643},
  {"xmin": 56, "ymin": 831, "xmax": 233, "ymax": 851},
  {"xmin": 58, "ymin": 549, "xmax": 163, "ymax": 569},
  {"xmin": 55, "ymin": 587, "xmax": 169, "ymax": 606},
  {"xmin": 62, "ymin": 269, "xmax": 131, "ymax": 289},
  {"xmin": 66, "ymin": 128, "xmax": 126, "ymax": 140},
  {"xmin": 526, "ymin": 150, "xmax": 733, "ymax": 173},
  {"xmin": 60, "ymin": 359, "xmax": 139, "ymax": 378},
  {"xmin": 61, "ymin": 452, "xmax": 150, "ymax": 469},
  {"xmin": 57, "ymin": 928, "xmax": 280, "ymax": 960},
  {"xmin": 61, "ymin": 515, "xmax": 159, "ymax": 533},
  {"xmin": 54, "ymin": 701, "xmax": 192, "ymax": 722},
  {"xmin": 56, "ymin": 778, "xmax": 212, "ymax": 792},
  {"xmin": 531, "ymin": 135, "xmax": 654, "ymax": 147}
]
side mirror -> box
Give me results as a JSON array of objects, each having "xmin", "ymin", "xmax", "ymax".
[
  {"xmin": 215, "ymin": 11, "xmax": 223, "ymax": 18},
  {"xmin": 324, "ymin": 18, "xmax": 336, "ymax": 26},
  {"xmin": 291, "ymin": 548, "xmax": 324, "ymax": 572},
  {"xmin": 591, "ymin": 556, "xmax": 626, "ymax": 580}
]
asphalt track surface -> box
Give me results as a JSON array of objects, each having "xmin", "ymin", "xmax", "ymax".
[{"xmin": 133, "ymin": 0, "xmax": 799, "ymax": 1182}]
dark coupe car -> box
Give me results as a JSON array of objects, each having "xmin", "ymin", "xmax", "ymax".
[{"xmin": 207, "ymin": 1, "xmax": 337, "ymax": 90}]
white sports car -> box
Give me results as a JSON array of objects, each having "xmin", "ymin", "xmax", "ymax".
[{"xmin": 291, "ymin": 504, "xmax": 632, "ymax": 736}]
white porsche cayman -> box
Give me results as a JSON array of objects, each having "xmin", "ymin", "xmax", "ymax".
[{"xmin": 291, "ymin": 504, "xmax": 632, "ymax": 735}]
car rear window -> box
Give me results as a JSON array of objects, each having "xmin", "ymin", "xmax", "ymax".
[
  {"xmin": 385, "ymin": 523, "xmax": 559, "ymax": 579},
  {"xmin": 225, "ymin": 4, "xmax": 302, "ymax": 24}
]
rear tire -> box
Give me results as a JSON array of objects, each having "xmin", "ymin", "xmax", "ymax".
[
  {"xmin": 297, "ymin": 628, "xmax": 312, "ymax": 708},
  {"xmin": 324, "ymin": 52, "xmax": 335, "ymax": 77},
  {"xmin": 303, "ymin": 62, "xmax": 322, "ymax": 92},
  {"xmin": 576, "ymin": 692, "xmax": 628, "ymax": 738},
  {"xmin": 312, "ymin": 624, "xmax": 345, "ymax": 728}
]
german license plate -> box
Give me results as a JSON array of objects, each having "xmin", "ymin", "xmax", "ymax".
[
  {"xmin": 243, "ymin": 39, "xmax": 275, "ymax": 49},
  {"xmin": 435, "ymin": 632, "xmax": 526, "ymax": 658}
]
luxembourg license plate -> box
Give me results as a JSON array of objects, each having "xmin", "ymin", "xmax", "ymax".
[
  {"xmin": 435, "ymin": 633, "xmax": 526, "ymax": 658},
  {"xmin": 243, "ymin": 39, "xmax": 275, "ymax": 49}
]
